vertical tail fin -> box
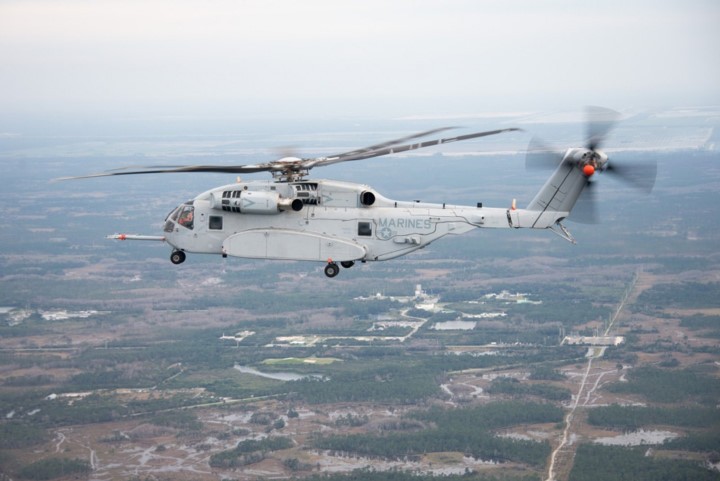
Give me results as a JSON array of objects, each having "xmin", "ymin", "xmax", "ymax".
[{"xmin": 522, "ymin": 150, "xmax": 588, "ymax": 229}]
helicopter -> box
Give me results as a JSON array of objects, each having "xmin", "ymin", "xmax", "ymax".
[{"xmin": 62, "ymin": 107, "xmax": 656, "ymax": 278}]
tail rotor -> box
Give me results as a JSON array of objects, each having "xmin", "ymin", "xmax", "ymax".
[{"xmin": 525, "ymin": 106, "xmax": 657, "ymax": 223}]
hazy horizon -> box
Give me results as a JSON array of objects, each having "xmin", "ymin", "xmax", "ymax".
[{"xmin": 1, "ymin": 0, "xmax": 718, "ymax": 125}]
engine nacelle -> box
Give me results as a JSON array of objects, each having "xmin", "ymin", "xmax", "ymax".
[
  {"xmin": 278, "ymin": 197, "xmax": 304, "ymax": 212},
  {"xmin": 360, "ymin": 191, "xmax": 376, "ymax": 206},
  {"xmin": 211, "ymin": 190, "xmax": 303, "ymax": 215}
]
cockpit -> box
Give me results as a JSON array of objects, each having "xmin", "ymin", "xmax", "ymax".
[{"xmin": 164, "ymin": 201, "xmax": 194, "ymax": 232}]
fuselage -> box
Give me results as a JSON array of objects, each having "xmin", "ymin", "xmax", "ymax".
[{"xmin": 163, "ymin": 179, "xmax": 514, "ymax": 263}]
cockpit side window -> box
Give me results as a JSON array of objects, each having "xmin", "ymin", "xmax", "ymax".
[{"xmin": 177, "ymin": 205, "xmax": 194, "ymax": 230}]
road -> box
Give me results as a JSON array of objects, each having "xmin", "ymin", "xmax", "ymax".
[{"xmin": 544, "ymin": 272, "xmax": 638, "ymax": 481}]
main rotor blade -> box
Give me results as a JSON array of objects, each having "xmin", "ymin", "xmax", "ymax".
[
  {"xmin": 56, "ymin": 163, "xmax": 276, "ymax": 180},
  {"xmin": 586, "ymin": 106, "xmax": 620, "ymax": 151},
  {"xmin": 57, "ymin": 126, "xmax": 523, "ymax": 182},
  {"xmin": 605, "ymin": 160, "xmax": 657, "ymax": 193},
  {"xmin": 308, "ymin": 128, "xmax": 522, "ymax": 168},
  {"xmin": 327, "ymin": 126, "xmax": 458, "ymax": 161}
]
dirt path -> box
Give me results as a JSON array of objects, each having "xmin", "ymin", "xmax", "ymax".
[
  {"xmin": 54, "ymin": 430, "xmax": 66, "ymax": 452},
  {"xmin": 545, "ymin": 353, "xmax": 595, "ymax": 481},
  {"xmin": 544, "ymin": 272, "xmax": 639, "ymax": 481}
]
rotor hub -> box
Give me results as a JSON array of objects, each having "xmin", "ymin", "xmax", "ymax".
[{"xmin": 576, "ymin": 148, "xmax": 608, "ymax": 176}]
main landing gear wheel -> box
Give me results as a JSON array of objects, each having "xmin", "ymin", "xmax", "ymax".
[
  {"xmin": 170, "ymin": 250, "xmax": 186, "ymax": 265},
  {"xmin": 340, "ymin": 261, "xmax": 355, "ymax": 269},
  {"xmin": 324, "ymin": 262, "xmax": 340, "ymax": 278}
]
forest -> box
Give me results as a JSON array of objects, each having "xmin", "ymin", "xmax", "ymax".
[
  {"xmin": 313, "ymin": 402, "xmax": 563, "ymax": 466},
  {"xmin": 636, "ymin": 282, "xmax": 720, "ymax": 310},
  {"xmin": 606, "ymin": 367, "xmax": 720, "ymax": 404},
  {"xmin": 587, "ymin": 405, "xmax": 720, "ymax": 431},
  {"xmin": 569, "ymin": 444, "xmax": 720, "ymax": 481},
  {"xmin": 297, "ymin": 468, "xmax": 540, "ymax": 481},
  {"xmin": 16, "ymin": 458, "xmax": 91, "ymax": 481},
  {"xmin": 485, "ymin": 377, "xmax": 571, "ymax": 401},
  {"xmin": 209, "ymin": 436, "xmax": 294, "ymax": 468}
]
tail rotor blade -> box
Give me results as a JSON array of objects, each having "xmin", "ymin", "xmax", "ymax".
[
  {"xmin": 605, "ymin": 160, "xmax": 657, "ymax": 193},
  {"xmin": 569, "ymin": 179, "xmax": 599, "ymax": 224},
  {"xmin": 586, "ymin": 106, "xmax": 620, "ymax": 151},
  {"xmin": 525, "ymin": 136, "xmax": 563, "ymax": 170}
]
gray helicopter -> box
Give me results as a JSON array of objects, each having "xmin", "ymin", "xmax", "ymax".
[{"xmin": 63, "ymin": 108, "xmax": 655, "ymax": 278}]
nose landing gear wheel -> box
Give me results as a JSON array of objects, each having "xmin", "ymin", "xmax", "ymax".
[
  {"xmin": 324, "ymin": 262, "xmax": 340, "ymax": 278},
  {"xmin": 170, "ymin": 250, "xmax": 186, "ymax": 265},
  {"xmin": 340, "ymin": 261, "xmax": 355, "ymax": 269}
]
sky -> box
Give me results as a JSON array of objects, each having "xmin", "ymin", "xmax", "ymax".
[{"xmin": 0, "ymin": 0, "xmax": 718, "ymax": 121}]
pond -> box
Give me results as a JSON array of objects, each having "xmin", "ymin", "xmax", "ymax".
[
  {"xmin": 594, "ymin": 430, "xmax": 679, "ymax": 446},
  {"xmin": 234, "ymin": 365, "xmax": 323, "ymax": 381},
  {"xmin": 431, "ymin": 320, "xmax": 477, "ymax": 330}
]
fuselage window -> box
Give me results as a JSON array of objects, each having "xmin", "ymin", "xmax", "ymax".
[
  {"xmin": 209, "ymin": 215, "xmax": 223, "ymax": 230},
  {"xmin": 358, "ymin": 221, "xmax": 372, "ymax": 237}
]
